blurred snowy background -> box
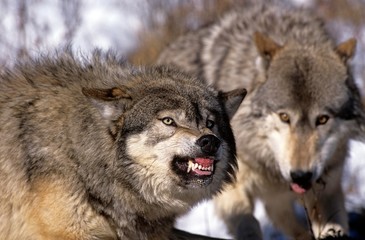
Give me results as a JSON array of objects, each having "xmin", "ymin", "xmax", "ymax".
[{"xmin": 0, "ymin": 0, "xmax": 364, "ymax": 239}]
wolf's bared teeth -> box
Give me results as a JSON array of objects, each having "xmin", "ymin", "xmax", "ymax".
[
  {"xmin": 187, "ymin": 160, "xmax": 194, "ymax": 173},
  {"xmin": 186, "ymin": 159, "xmax": 214, "ymax": 174}
]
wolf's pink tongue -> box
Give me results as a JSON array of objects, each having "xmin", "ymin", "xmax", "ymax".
[{"xmin": 291, "ymin": 183, "xmax": 306, "ymax": 194}]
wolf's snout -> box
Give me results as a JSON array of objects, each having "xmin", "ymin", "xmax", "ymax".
[
  {"xmin": 290, "ymin": 170, "xmax": 313, "ymax": 194},
  {"xmin": 290, "ymin": 170, "xmax": 313, "ymax": 184},
  {"xmin": 196, "ymin": 134, "xmax": 221, "ymax": 155}
]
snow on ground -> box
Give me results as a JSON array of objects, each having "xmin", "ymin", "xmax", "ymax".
[
  {"xmin": 344, "ymin": 140, "xmax": 365, "ymax": 211},
  {"xmin": 175, "ymin": 200, "xmax": 232, "ymax": 239},
  {"xmin": 174, "ymin": 199, "xmax": 286, "ymax": 239}
]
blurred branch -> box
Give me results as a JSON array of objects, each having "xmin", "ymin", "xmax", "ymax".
[
  {"xmin": 60, "ymin": 0, "xmax": 81, "ymax": 42},
  {"xmin": 17, "ymin": 0, "xmax": 28, "ymax": 59}
]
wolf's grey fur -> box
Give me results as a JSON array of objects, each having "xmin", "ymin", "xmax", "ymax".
[
  {"xmin": 158, "ymin": 3, "xmax": 365, "ymax": 240},
  {"xmin": 0, "ymin": 50, "xmax": 246, "ymax": 240}
]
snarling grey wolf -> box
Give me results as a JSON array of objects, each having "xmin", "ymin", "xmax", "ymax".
[
  {"xmin": 158, "ymin": 3, "xmax": 365, "ymax": 240},
  {"xmin": 0, "ymin": 50, "xmax": 246, "ymax": 240}
]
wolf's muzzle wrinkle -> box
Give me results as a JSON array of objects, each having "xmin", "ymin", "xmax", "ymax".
[{"xmin": 196, "ymin": 134, "xmax": 221, "ymax": 155}]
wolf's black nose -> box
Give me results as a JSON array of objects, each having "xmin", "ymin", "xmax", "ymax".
[
  {"xmin": 196, "ymin": 134, "xmax": 221, "ymax": 155},
  {"xmin": 290, "ymin": 170, "xmax": 313, "ymax": 187}
]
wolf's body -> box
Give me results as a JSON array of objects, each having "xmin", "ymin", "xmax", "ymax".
[
  {"xmin": 0, "ymin": 51, "xmax": 245, "ymax": 240},
  {"xmin": 158, "ymin": 3, "xmax": 365, "ymax": 240}
]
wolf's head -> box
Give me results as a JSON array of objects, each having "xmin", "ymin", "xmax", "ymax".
[
  {"xmin": 83, "ymin": 66, "xmax": 246, "ymax": 210},
  {"xmin": 252, "ymin": 32, "xmax": 362, "ymax": 194}
]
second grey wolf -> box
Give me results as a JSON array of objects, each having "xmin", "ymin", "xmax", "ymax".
[
  {"xmin": 158, "ymin": 3, "xmax": 365, "ymax": 240},
  {"xmin": 0, "ymin": 51, "xmax": 246, "ymax": 240}
]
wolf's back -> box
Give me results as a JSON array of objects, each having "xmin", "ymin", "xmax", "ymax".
[{"xmin": 158, "ymin": 3, "xmax": 332, "ymax": 91}]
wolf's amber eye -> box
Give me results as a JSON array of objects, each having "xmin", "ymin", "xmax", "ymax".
[
  {"xmin": 316, "ymin": 115, "xmax": 329, "ymax": 126},
  {"xmin": 206, "ymin": 119, "xmax": 215, "ymax": 129},
  {"xmin": 162, "ymin": 117, "xmax": 176, "ymax": 126},
  {"xmin": 278, "ymin": 113, "xmax": 290, "ymax": 123}
]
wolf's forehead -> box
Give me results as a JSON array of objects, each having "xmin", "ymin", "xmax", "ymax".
[
  {"xmin": 268, "ymin": 54, "xmax": 348, "ymax": 107},
  {"xmin": 149, "ymin": 92, "xmax": 217, "ymax": 119},
  {"xmin": 273, "ymin": 49, "xmax": 347, "ymax": 81}
]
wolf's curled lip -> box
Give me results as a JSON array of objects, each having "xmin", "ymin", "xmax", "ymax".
[
  {"xmin": 187, "ymin": 158, "xmax": 214, "ymax": 175},
  {"xmin": 173, "ymin": 156, "xmax": 215, "ymax": 181}
]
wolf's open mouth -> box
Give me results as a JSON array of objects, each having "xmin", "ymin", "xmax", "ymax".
[
  {"xmin": 186, "ymin": 158, "xmax": 214, "ymax": 175},
  {"xmin": 173, "ymin": 156, "xmax": 215, "ymax": 185}
]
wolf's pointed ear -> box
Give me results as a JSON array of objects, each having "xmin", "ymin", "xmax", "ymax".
[
  {"xmin": 254, "ymin": 32, "xmax": 282, "ymax": 69},
  {"xmin": 335, "ymin": 38, "xmax": 357, "ymax": 63},
  {"xmin": 219, "ymin": 88, "xmax": 247, "ymax": 119},
  {"xmin": 82, "ymin": 87, "xmax": 132, "ymax": 120}
]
